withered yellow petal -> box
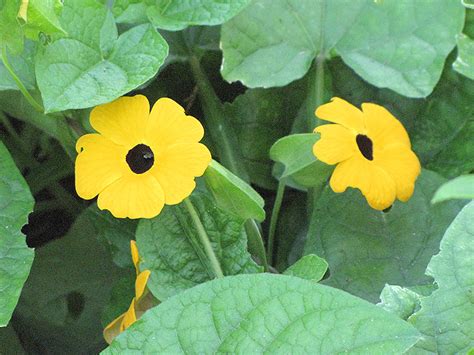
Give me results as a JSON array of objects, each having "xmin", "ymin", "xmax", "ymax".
[
  {"xmin": 130, "ymin": 240, "xmax": 140, "ymax": 273},
  {"xmin": 313, "ymin": 124, "xmax": 357, "ymax": 165},
  {"xmin": 75, "ymin": 134, "xmax": 128, "ymax": 200},
  {"xmin": 121, "ymin": 298, "xmax": 137, "ymax": 331},
  {"xmin": 103, "ymin": 312, "xmax": 125, "ymax": 344},
  {"xmin": 90, "ymin": 95, "xmax": 149, "ymax": 148},
  {"xmin": 315, "ymin": 97, "xmax": 365, "ymax": 132},
  {"xmin": 135, "ymin": 270, "xmax": 151, "ymax": 300},
  {"xmin": 97, "ymin": 173, "xmax": 165, "ymax": 219}
]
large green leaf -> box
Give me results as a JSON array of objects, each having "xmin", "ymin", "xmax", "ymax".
[
  {"xmin": 105, "ymin": 274, "xmax": 420, "ymax": 353},
  {"xmin": 136, "ymin": 192, "xmax": 261, "ymax": 301},
  {"xmin": 35, "ymin": 0, "xmax": 168, "ymax": 112},
  {"xmin": 204, "ymin": 160, "xmax": 265, "ymax": 222},
  {"xmin": 114, "ymin": 0, "xmax": 251, "ymax": 30},
  {"xmin": 304, "ymin": 170, "xmax": 465, "ymax": 302},
  {"xmin": 13, "ymin": 207, "xmax": 125, "ymax": 353},
  {"xmin": 454, "ymin": 33, "xmax": 474, "ymax": 79},
  {"xmin": 221, "ymin": 0, "xmax": 464, "ymax": 97},
  {"xmin": 223, "ymin": 82, "xmax": 306, "ymax": 189},
  {"xmin": 86, "ymin": 206, "xmax": 137, "ymax": 269},
  {"xmin": 432, "ymin": 175, "xmax": 474, "ymax": 204},
  {"xmin": 283, "ymin": 254, "xmax": 328, "ymax": 282},
  {"xmin": 0, "ymin": 0, "xmax": 24, "ymax": 53},
  {"xmin": 270, "ymin": 133, "xmax": 333, "ymax": 188},
  {"xmin": 408, "ymin": 201, "xmax": 474, "ymax": 354},
  {"xmin": 0, "ymin": 41, "xmax": 36, "ymax": 91},
  {"xmin": 0, "ymin": 141, "xmax": 34, "ymax": 327}
]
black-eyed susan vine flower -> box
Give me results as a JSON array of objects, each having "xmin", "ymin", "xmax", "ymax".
[
  {"xmin": 313, "ymin": 98, "xmax": 421, "ymax": 211},
  {"xmin": 103, "ymin": 241, "xmax": 154, "ymax": 344},
  {"xmin": 75, "ymin": 95, "xmax": 212, "ymax": 219}
]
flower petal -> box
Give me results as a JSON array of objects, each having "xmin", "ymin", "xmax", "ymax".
[
  {"xmin": 151, "ymin": 143, "xmax": 211, "ymax": 204},
  {"xmin": 97, "ymin": 173, "xmax": 165, "ymax": 219},
  {"xmin": 313, "ymin": 124, "xmax": 358, "ymax": 165},
  {"xmin": 145, "ymin": 98, "xmax": 204, "ymax": 152},
  {"xmin": 103, "ymin": 312, "xmax": 125, "ymax": 344},
  {"xmin": 121, "ymin": 298, "xmax": 137, "ymax": 331},
  {"xmin": 90, "ymin": 95, "xmax": 150, "ymax": 147},
  {"xmin": 375, "ymin": 144, "xmax": 421, "ymax": 202},
  {"xmin": 130, "ymin": 240, "xmax": 140, "ymax": 273},
  {"xmin": 361, "ymin": 103, "xmax": 411, "ymax": 149},
  {"xmin": 315, "ymin": 97, "xmax": 365, "ymax": 132},
  {"xmin": 135, "ymin": 270, "xmax": 151, "ymax": 300},
  {"xmin": 330, "ymin": 156, "xmax": 397, "ymax": 210},
  {"xmin": 75, "ymin": 134, "xmax": 128, "ymax": 200}
]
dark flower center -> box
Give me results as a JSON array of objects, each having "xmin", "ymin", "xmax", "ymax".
[
  {"xmin": 126, "ymin": 144, "xmax": 154, "ymax": 174},
  {"xmin": 356, "ymin": 134, "xmax": 373, "ymax": 160}
]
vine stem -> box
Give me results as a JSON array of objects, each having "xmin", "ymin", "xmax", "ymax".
[
  {"xmin": 184, "ymin": 198, "xmax": 224, "ymax": 278},
  {"xmin": 189, "ymin": 55, "xmax": 269, "ymax": 271},
  {"xmin": 1, "ymin": 46, "xmax": 44, "ymax": 112},
  {"xmin": 267, "ymin": 178, "xmax": 287, "ymax": 266}
]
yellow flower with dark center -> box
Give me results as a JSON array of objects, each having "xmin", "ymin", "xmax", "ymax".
[
  {"xmin": 103, "ymin": 241, "xmax": 153, "ymax": 344},
  {"xmin": 75, "ymin": 95, "xmax": 212, "ymax": 219},
  {"xmin": 313, "ymin": 97, "xmax": 421, "ymax": 210}
]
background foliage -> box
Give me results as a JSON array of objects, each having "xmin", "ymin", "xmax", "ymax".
[{"xmin": 0, "ymin": 0, "xmax": 472, "ymax": 353}]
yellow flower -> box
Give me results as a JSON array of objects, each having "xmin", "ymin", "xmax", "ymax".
[
  {"xmin": 313, "ymin": 98, "xmax": 421, "ymax": 210},
  {"xmin": 75, "ymin": 95, "xmax": 212, "ymax": 219},
  {"xmin": 103, "ymin": 241, "xmax": 152, "ymax": 344}
]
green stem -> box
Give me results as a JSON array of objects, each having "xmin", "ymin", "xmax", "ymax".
[
  {"xmin": 189, "ymin": 55, "xmax": 270, "ymax": 270},
  {"xmin": 1, "ymin": 46, "xmax": 44, "ymax": 112},
  {"xmin": 188, "ymin": 56, "xmax": 248, "ymax": 180},
  {"xmin": 184, "ymin": 198, "xmax": 224, "ymax": 278},
  {"xmin": 267, "ymin": 178, "xmax": 286, "ymax": 266},
  {"xmin": 245, "ymin": 219, "xmax": 269, "ymax": 272}
]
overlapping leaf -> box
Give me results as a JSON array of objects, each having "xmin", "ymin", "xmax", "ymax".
[
  {"xmin": 221, "ymin": 0, "xmax": 464, "ymax": 97},
  {"xmin": 304, "ymin": 170, "xmax": 465, "ymax": 302},
  {"xmin": 408, "ymin": 201, "xmax": 474, "ymax": 353},
  {"xmin": 136, "ymin": 193, "xmax": 261, "ymax": 301},
  {"xmin": 105, "ymin": 274, "xmax": 420, "ymax": 353},
  {"xmin": 0, "ymin": 141, "xmax": 34, "ymax": 327},
  {"xmin": 36, "ymin": 0, "xmax": 168, "ymax": 112}
]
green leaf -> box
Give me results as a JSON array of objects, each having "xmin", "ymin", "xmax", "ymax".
[
  {"xmin": 0, "ymin": 40, "xmax": 36, "ymax": 91},
  {"xmin": 136, "ymin": 192, "xmax": 261, "ymax": 301},
  {"xmin": 270, "ymin": 133, "xmax": 332, "ymax": 188},
  {"xmin": 113, "ymin": 0, "xmax": 148, "ymax": 24},
  {"xmin": 14, "ymin": 207, "xmax": 125, "ymax": 353},
  {"xmin": 21, "ymin": 0, "xmax": 65, "ymax": 40},
  {"xmin": 432, "ymin": 175, "xmax": 474, "ymax": 204},
  {"xmin": 408, "ymin": 201, "xmax": 474, "ymax": 354},
  {"xmin": 106, "ymin": 274, "xmax": 420, "ymax": 353},
  {"xmin": 223, "ymin": 82, "xmax": 307, "ymax": 189},
  {"xmin": 378, "ymin": 285, "xmax": 425, "ymax": 321},
  {"xmin": 204, "ymin": 160, "xmax": 265, "ymax": 222},
  {"xmin": 454, "ymin": 33, "xmax": 474, "ymax": 79},
  {"xmin": 35, "ymin": 0, "xmax": 168, "ymax": 112},
  {"xmin": 304, "ymin": 170, "xmax": 465, "ymax": 302},
  {"xmin": 221, "ymin": 0, "xmax": 464, "ymax": 97},
  {"xmin": 86, "ymin": 206, "xmax": 137, "ymax": 269},
  {"xmin": 0, "ymin": 0, "xmax": 23, "ymax": 53},
  {"xmin": 147, "ymin": 0, "xmax": 252, "ymax": 30},
  {"xmin": 283, "ymin": 254, "xmax": 328, "ymax": 282},
  {"xmin": 0, "ymin": 141, "xmax": 34, "ymax": 327}
]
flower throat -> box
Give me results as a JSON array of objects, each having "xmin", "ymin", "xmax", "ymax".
[
  {"xmin": 126, "ymin": 144, "xmax": 154, "ymax": 174},
  {"xmin": 356, "ymin": 134, "xmax": 373, "ymax": 160}
]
